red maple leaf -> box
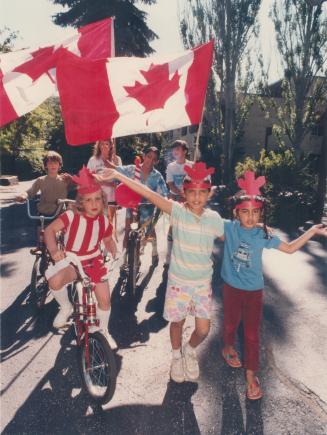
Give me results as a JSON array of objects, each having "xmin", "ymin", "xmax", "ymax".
[
  {"xmin": 13, "ymin": 46, "xmax": 56, "ymax": 82},
  {"xmin": 124, "ymin": 63, "xmax": 180, "ymax": 113}
]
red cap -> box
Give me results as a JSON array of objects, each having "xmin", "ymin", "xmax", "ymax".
[
  {"xmin": 235, "ymin": 171, "xmax": 266, "ymax": 209},
  {"xmin": 71, "ymin": 166, "xmax": 101, "ymax": 195},
  {"xmin": 183, "ymin": 162, "xmax": 215, "ymax": 189}
]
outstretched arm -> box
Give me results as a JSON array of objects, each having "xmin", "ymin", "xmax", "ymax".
[
  {"xmin": 278, "ymin": 224, "xmax": 327, "ymax": 254},
  {"xmin": 96, "ymin": 169, "xmax": 173, "ymax": 215}
]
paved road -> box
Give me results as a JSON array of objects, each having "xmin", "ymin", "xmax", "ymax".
[{"xmin": 1, "ymin": 181, "xmax": 327, "ymax": 434}]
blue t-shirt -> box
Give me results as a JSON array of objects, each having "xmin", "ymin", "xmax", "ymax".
[
  {"xmin": 221, "ymin": 220, "xmax": 281, "ymax": 291},
  {"xmin": 117, "ymin": 165, "xmax": 168, "ymax": 222}
]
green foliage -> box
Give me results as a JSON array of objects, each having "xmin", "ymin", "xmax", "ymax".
[
  {"xmin": 235, "ymin": 147, "xmax": 319, "ymax": 228},
  {"xmin": 51, "ymin": 0, "xmax": 158, "ymax": 56},
  {"xmin": 180, "ymin": 0, "xmax": 262, "ymax": 181},
  {"xmin": 267, "ymin": 0, "xmax": 327, "ymax": 151},
  {"xmin": 0, "ymin": 27, "xmax": 18, "ymax": 53}
]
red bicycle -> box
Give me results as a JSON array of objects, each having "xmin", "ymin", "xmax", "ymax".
[{"xmin": 65, "ymin": 252, "xmax": 117, "ymax": 404}]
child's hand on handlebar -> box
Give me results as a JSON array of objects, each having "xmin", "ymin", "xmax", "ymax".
[
  {"xmin": 15, "ymin": 195, "xmax": 26, "ymax": 203},
  {"xmin": 50, "ymin": 249, "xmax": 66, "ymax": 262}
]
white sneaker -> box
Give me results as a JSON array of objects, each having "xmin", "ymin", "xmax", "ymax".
[
  {"xmin": 53, "ymin": 305, "xmax": 73, "ymax": 329},
  {"xmin": 100, "ymin": 329, "xmax": 118, "ymax": 350},
  {"xmin": 170, "ymin": 356, "xmax": 185, "ymax": 383},
  {"xmin": 182, "ymin": 344, "xmax": 199, "ymax": 381}
]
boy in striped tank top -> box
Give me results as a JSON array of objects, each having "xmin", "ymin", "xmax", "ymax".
[
  {"xmin": 44, "ymin": 166, "xmax": 117, "ymax": 347},
  {"xmin": 96, "ymin": 163, "xmax": 224, "ymax": 382}
]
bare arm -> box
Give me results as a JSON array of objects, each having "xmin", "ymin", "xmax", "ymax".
[
  {"xmin": 278, "ymin": 224, "xmax": 327, "ymax": 254},
  {"xmin": 96, "ymin": 169, "xmax": 173, "ymax": 215},
  {"xmin": 103, "ymin": 236, "xmax": 117, "ymax": 258},
  {"xmin": 44, "ymin": 218, "xmax": 66, "ymax": 261}
]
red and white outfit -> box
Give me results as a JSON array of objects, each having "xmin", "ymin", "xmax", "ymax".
[{"xmin": 46, "ymin": 210, "xmax": 112, "ymax": 284}]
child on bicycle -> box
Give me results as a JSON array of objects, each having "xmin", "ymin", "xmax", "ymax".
[
  {"xmin": 15, "ymin": 151, "xmax": 72, "ymax": 249},
  {"xmin": 16, "ymin": 151, "xmax": 71, "ymax": 216},
  {"xmin": 111, "ymin": 146, "xmax": 168, "ymax": 265},
  {"xmin": 220, "ymin": 171, "xmax": 327, "ymax": 400},
  {"xmin": 96, "ymin": 162, "xmax": 224, "ymax": 382},
  {"xmin": 44, "ymin": 166, "xmax": 117, "ymax": 348}
]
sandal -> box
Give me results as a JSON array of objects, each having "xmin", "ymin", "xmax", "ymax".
[
  {"xmin": 222, "ymin": 350, "xmax": 242, "ymax": 368},
  {"xmin": 246, "ymin": 377, "xmax": 263, "ymax": 400}
]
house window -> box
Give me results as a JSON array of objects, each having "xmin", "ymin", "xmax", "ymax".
[
  {"xmin": 311, "ymin": 125, "xmax": 324, "ymax": 137},
  {"xmin": 181, "ymin": 126, "xmax": 187, "ymax": 136}
]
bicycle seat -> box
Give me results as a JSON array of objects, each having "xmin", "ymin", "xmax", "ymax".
[{"xmin": 115, "ymin": 183, "xmax": 142, "ymax": 209}]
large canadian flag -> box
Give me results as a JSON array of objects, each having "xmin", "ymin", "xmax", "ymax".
[
  {"xmin": 0, "ymin": 18, "xmax": 114, "ymax": 127},
  {"xmin": 56, "ymin": 40, "xmax": 214, "ymax": 145}
]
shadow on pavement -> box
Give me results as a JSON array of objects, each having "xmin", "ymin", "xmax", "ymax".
[
  {"xmin": 1, "ymin": 202, "xmax": 35, "ymax": 255},
  {"xmin": 0, "ymin": 286, "xmax": 56, "ymax": 362},
  {"xmin": 4, "ymin": 337, "xmax": 200, "ymax": 435},
  {"xmin": 109, "ymin": 266, "xmax": 168, "ymax": 349}
]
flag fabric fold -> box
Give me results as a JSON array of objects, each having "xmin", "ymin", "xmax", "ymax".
[
  {"xmin": 56, "ymin": 40, "xmax": 214, "ymax": 145},
  {"xmin": 0, "ymin": 18, "xmax": 114, "ymax": 127}
]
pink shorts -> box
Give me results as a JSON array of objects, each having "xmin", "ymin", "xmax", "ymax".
[
  {"xmin": 46, "ymin": 254, "xmax": 108, "ymax": 284},
  {"xmin": 163, "ymin": 280, "xmax": 212, "ymax": 322}
]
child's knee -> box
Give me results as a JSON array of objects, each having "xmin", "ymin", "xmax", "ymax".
[
  {"xmin": 195, "ymin": 322, "xmax": 210, "ymax": 339},
  {"xmin": 49, "ymin": 275, "xmax": 64, "ymax": 290}
]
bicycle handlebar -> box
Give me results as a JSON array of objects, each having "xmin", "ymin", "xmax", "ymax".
[{"xmin": 26, "ymin": 199, "xmax": 64, "ymax": 221}]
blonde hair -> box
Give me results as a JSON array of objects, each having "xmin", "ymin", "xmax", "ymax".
[
  {"xmin": 93, "ymin": 139, "xmax": 120, "ymax": 165},
  {"xmin": 75, "ymin": 190, "xmax": 108, "ymax": 215}
]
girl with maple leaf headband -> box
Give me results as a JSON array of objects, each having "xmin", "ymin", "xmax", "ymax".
[
  {"xmin": 96, "ymin": 162, "xmax": 225, "ymax": 384},
  {"xmin": 44, "ymin": 166, "xmax": 117, "ymax": 349},
  {"xmin": 220, "ymin": 171, "xmax": 327, "ymax": 400}
]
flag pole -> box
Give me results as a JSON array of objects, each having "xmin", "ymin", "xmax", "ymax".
[{"xmin": 193, "ymin": 92, "xmax": 207, "ymax": 162}]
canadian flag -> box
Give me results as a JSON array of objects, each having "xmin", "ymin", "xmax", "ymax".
[
  {"xmin": 0, "ymin": 18, "xmax": 114, "ymax": 127},
  {"xmin": 56, "ymin": 40, "xmax": 214, "ymax": 145}
]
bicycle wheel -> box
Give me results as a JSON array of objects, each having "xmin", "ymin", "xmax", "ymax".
[
  {"xmin": 79, "ymin": 331, "xmax": 117, "ymax": 404},
  {"xmin": 30, "ymin": 256, "xmax": 49, "ymax": 310},
  {"xmin": 127, "ymin": 232, "xmax": 140, "ymax": 300}
]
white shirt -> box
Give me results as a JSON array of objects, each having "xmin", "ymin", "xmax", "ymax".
[{"xmin": 87, "ymin": 155, "xmax": 122, "ymax": 202}]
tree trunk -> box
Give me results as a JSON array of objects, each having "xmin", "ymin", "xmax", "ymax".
[{"xmin": 316, "ymin": 110, "xmax": 327, "ymax": 221}]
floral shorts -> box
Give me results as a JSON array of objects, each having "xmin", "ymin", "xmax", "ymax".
[{"xmin": 163, "ymin": 280, "xmax": 212, "ymax": 322}]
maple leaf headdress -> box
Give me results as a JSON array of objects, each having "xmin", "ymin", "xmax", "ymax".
[
  {"xmin": 183, "ymin": 162, "xmax": 215, "ymax": 189},
  {"xmin": 71, "ymin": 165, "xmax": 101, "ymax": 195},
  {"xmin": 235, "ymin": 171, "xmax": 266, "ymax": 209}
]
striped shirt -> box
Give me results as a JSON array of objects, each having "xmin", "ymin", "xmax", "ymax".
[
  {"xmin": 169, "ymin": 202, "xmax": 224, "ymax": 285},
  {"xmin": 59, "ymin": 210, "xmax": 112, "ymax": 257}
]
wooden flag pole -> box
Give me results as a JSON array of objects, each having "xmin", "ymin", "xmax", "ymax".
[{"xmin": 193, "ymin": 92, "xmax": 207, "ymax": 162}]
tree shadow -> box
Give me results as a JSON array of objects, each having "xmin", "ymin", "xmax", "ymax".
[
  {"xmin": 3, "ymin": 340, "xmax": 199, "ymax": 435},
  {"xmin": 109, "ymin": 266, "xmax": 168, "ymax": 349},
  {"xmin": 0, "ymin": 286, "xmax": 56, "ymax": 362},
  {"xmin": 1, "ymin": 202, "xmax": 35, "ymax": 255}
]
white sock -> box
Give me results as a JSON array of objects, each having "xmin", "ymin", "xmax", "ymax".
[
  {"xmin": 97, "ymin": 307, "xmax": 110, "ymax": 332},
  {"xmin": 184, "ymin": 342, "xmax": 195, "ymax": 354},
  {"xmin": 51, "ymin": 286, "xmax": 71, "ymax": 309},
  {"xmin": 172, "ymin": 348, "xmax": 182, "ymax": 359}
]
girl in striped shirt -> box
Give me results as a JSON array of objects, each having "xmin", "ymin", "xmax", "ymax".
[{"xmin": 45, "ymin": 166, "xmax": 117, "ymax": 347}]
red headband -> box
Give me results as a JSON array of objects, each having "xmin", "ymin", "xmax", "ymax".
[
  {"xmin": 183, "ymin": 162, "xmax": 215, "ymax": 189},
  {"xmin": 72, "ymin": 165, "xmax": 101, "ymax": 195},
  {"xmin": 235, "ymin": 171, "xmax": 266, "ymax": 209}
]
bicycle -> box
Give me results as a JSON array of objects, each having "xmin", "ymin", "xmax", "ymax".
[
  {"xmin": 65, "ymin": 252, "xmax": 117, "ymax": 404},
  {"xmin": 27, "ymin": 199, "xmax": 67, "ymax": 310},
  {"xmin": 123, "ymin": 202, "xmax": 161, "ymax": 303}
]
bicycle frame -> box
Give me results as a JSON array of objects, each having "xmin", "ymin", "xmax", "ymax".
[{"xmin": 66, "ymin": 253, "xmax": 100, "ymax": 369}]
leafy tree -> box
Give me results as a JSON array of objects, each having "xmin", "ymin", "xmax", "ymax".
[
  {"xmin": 260, "ymin": 0, "xmax": 327, "ymax": 220},
  {"xmin": 268, "ymin": 0, "xmax": 327, "ymax": 154},
  {"xmin": 0, "ymin": 98, "xmax": 64, "ymax": 179},
  {"xmin": 50, "ymin": 0, "xmax": 158, "ymax": 56},
  {"xmin": 0, "ymin": 27, "xmax": 18, "ymax": 53},
  {"xmin": 180, "ymin": 0, "xmax": 262, "ymax": 181}
]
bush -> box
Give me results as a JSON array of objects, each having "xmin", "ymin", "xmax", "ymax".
[{"xmin": 235, "ymin": 147, "xmax": 319, "ymax": 229}]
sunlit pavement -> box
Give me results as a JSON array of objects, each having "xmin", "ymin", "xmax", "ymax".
[{"xmin": 1, "ymin": 181, "xmax": 327, "ymax": 434}]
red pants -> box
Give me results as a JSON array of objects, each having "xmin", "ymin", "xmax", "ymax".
[{"xmin": 223, "ymin": 283, "xmax": 263, "ymax": 371}]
